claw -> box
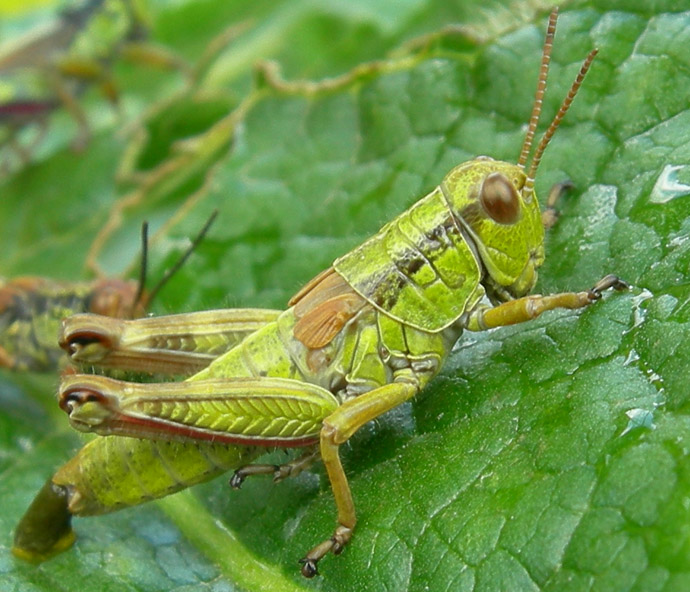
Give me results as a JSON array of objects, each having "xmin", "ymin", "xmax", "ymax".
[
  {"xmin": 298, "ymin": 525, "xmax": 352, "ymax": 577},
  {"xmin": 229, "ymin": 472, "xmax": 245, "ymax": 489},
  {"xmin": 299, "ymin": 557, "xmax": 319, "ymax": 578},
  {"xmin": 592, "ymin": 274, "xmax": 630, "ymax": 296}
]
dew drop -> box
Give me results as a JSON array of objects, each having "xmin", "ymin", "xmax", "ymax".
[{"xmin": 650, "ymin": 164, "xmax": 690, "ymax": 204}]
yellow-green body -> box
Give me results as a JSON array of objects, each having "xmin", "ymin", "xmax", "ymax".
[
  {"xmin": 13, "ymin": 158, "xmax": 541, "ymax": 559},
  {"xmin": 47, "ymin": 291, "xmax": 456, "ymax": 516},
  {"xmin": 336, "ymin": 159, "xmax": 543, "ymax": 330},
  {"xmin": 14, "ymin": 155, "xmax": 623, "ymax": 570},
  {"xmin": 14, "ymin": 290, "xmax": 453, "ymax": 559},
  {"xmin": 14, "ymin": 10, "xmax": 627, "ymax": 575},
  {"xmin": 196, "ymin": 307, "xmax": 452, "ymax": 400}
]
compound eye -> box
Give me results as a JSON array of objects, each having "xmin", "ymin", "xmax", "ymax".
[{"xmin": 480, "ymin": 172, "xmax": 521, "ymax": 224}]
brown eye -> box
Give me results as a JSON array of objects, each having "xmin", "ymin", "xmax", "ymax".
[{"xmin": 479, "ymin": 172, "xmax": 521, "ymax": 224}]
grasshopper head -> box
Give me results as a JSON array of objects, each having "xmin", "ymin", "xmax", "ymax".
[
  {"xmin": 88, "ymin": 279, "xmax": 146, "ymax": 318},
  {"xmin": 441, "ymin": 158, "xmax": 544, "ymax": 302},
  {"xmin": 442, "ymin": 8, "xmax": 598, "ymax": 303}
]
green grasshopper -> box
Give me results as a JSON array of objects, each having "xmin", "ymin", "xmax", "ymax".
[
  {"xmin": 13, "ymin": 8, "xmax": 628, "ymax": 576},
  {"xmin": 0, "ymin": 0, "xmax": 184, "ymax": 170},
  {"xmin": 0, "ymin": 213, "xmax": 217, "ymax": 373}
]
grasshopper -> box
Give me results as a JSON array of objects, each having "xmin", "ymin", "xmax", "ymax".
[
  {"xmin": 0, "ymin": 0, "xmax": 185, "ymax": 171},
  {"xmin": 0, "ymin": 213, "xmax": 217, "ymax": 373},
  {"xmin": 13, "ymin": 8, "xmax": 628, "ymax": 576}
]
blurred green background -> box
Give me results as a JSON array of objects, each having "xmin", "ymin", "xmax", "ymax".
[{"xmin": 1, "ymin": 0, "xmax": 689, "ymax": 590}]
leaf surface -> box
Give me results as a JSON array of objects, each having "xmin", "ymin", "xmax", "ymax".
[{"xmin": 1, "ymin": 1, "xmax": 689, "ymax": 590}]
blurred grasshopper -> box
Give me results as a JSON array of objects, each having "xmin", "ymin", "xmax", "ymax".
[
  {"xmin": 14, "ymin": 9, "xmax": 628, "ymax": 577},
  {"xmin": 0, "ymin": 213, "xmax": 218, "ymax": 372},
  {"xmin": 0, "ymin": 0, "xmax": 185, "ymax": 171}
]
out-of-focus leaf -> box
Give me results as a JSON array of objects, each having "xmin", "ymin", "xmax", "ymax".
[{"xmin": 2, "ymin": 0, "xmax": 689, "ymax": 590}]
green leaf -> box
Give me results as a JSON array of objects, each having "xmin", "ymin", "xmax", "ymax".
[{"xmin": 2, "ymin": 0, "xmax": 689, "ymax": 590}]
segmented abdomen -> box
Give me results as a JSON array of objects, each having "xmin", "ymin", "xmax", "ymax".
[{"xmin": 54, "ymin": 435, "xmax": 261, "ymax": 515}]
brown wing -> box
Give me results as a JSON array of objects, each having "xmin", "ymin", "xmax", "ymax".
[
  {"xmin": 291, "ymin": 267, "xmax": 366, "ymax": 349},
  {"xmin": 289, "ymin": 267, "xmax": 338, "ymax": 307}
]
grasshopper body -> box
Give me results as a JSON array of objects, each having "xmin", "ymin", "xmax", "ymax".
[
  {"xmin": 0, "ymin": 215, "xmax": 219, "ymax": 373},
  {"xmin": 14, "ymin": 9, "xmax": 628, "ymax": 576},
  {"xmin": 0, "ymin": 276, "xmax": 143, "ymax": 372}
]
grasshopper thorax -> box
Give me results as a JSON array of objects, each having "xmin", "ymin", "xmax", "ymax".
[
  {"xmin": 440, "ymin": 157, "xmax": 544, "ymax": 303},
  {"xmin": 335, "ymin": 8, "xmax": 597, "ymax": 332}
]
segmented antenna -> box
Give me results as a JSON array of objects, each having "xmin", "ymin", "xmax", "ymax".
[
  {"xmin": 525, "ymin": 48, "xmax": 598, "ymax": 190},
  {"xmin": 517, "ymin": 7, "xmax": 558, "ymax": 169},
  {"xmin": 132, "ymin": 210, "xmax": 219, "ymax": 313},
  {"xmin": 132, "ymin": 221, "xmax": 149, "ymax": 313}
]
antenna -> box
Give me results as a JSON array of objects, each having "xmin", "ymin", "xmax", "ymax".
[
  {"xmin": 131, "ymin": 221, "xmax": 149, "ymax": 313},
  {"xmin": 517, "ymin": 7, "xmax": 558, "ymax": 169},
  {"xmin": 525, "ymin": 49, "xmax": 598, "ymax": 189},
  {"xmin": 132, "ymin": 210, "xmax": 219, "ymax": 313}
]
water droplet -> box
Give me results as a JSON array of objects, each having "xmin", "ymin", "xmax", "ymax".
[
  {"xmin": 623, "ymin": 288, "xmax": 654, "ymax": 334},
  {"xmin": 623, "ymin": 348, "xmax": 640, "ymax": 366},
  {"xmin": 620, "ymin": 408, "xmax": 655, "ymax": 436},
  {"xmin": 650, "ymin": 164, "xmax": 690, "ymax": 203},
  {"xmin": 668, "ymin": 235, "xmax": 689, "ymax": 248}
]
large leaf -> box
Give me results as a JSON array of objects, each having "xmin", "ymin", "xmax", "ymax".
[{"xmin": 2, "ymin": 0, "xmax": 689, "ymax": 590}]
